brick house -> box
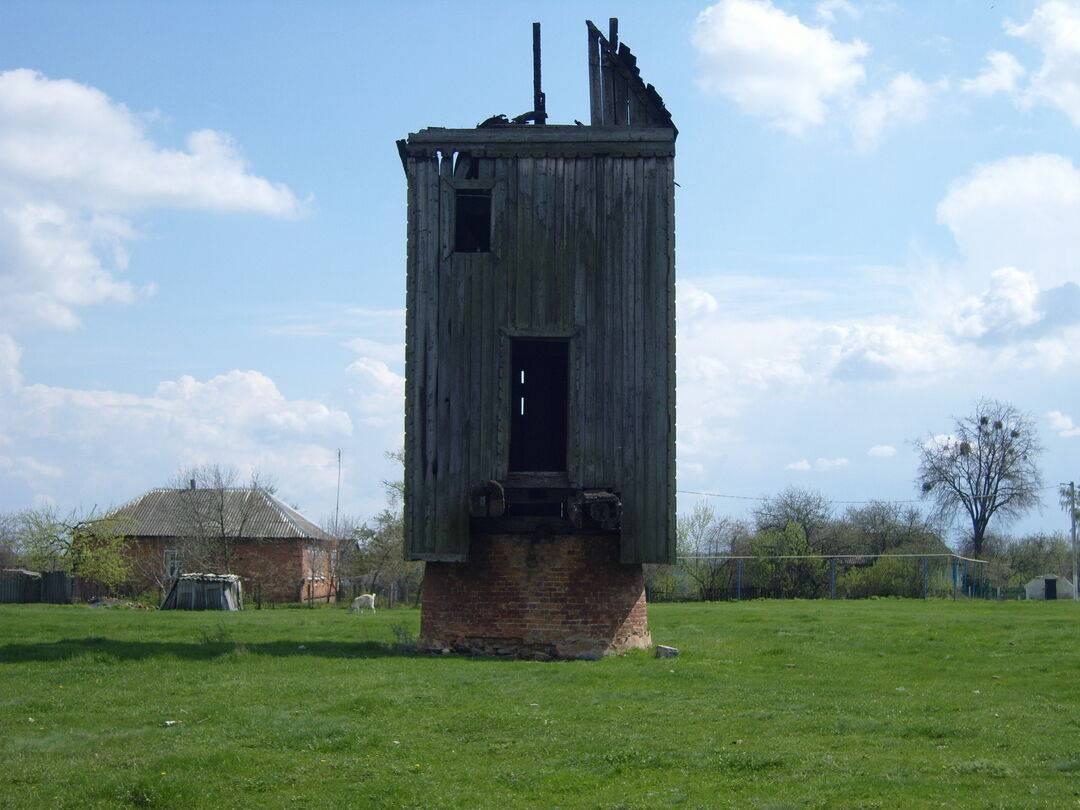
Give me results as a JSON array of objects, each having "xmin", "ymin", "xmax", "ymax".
[{"xmin": 113, "ymin": 486, "xmax": 336, "ymax": 603}]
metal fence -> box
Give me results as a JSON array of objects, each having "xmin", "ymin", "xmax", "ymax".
[
  {"xmin": 339, "ymin": 579, "xmax": 416, "ymax": 609},
  {"xmin": 0, "ymin": 569, "xmax": 42, "ymax": 603},
  {"xmin": 648, "ymin": 553, "xmax": 1000, "ymax": 602}
]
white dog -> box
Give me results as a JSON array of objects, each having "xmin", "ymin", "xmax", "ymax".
[{"xmin": 349, "ymin": 593, "xmax": 376, "ymax": 613}]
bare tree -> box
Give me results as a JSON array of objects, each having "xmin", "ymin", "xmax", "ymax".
[
  {"xmin": 128, "ymin": 537, "xmax": 175, "ymax": 600},
  {"xmin": 915, "ymin": 399, "xmax": 1043, "ymax": 556},
  {"xmin": 322, "ymin": 512, "xmax": 364, "ymax": 605},
  {"xmin": 753, "ymin": 486, "xmax": 833, "ymax": 550},
  {"xmin": 341, "ymin": 449, "xmax": 422, "ymax": 606},
  {"xmin": 837, "ymin": 501, "xmax": 946, "ymax": 555},
  {"xmin": 678, "ymin": 501, "xmax": 746, "ymax": 601},
  {"xmin": 1061, "ymin": 483, "xmax": 1078, "ymax": 597},
  {"xmin": 0, "ymin": 512, "xmax": 21, "ymax": 568},
  {"xmin": 167, "ymin": 464, "xmax": 277, "ymax": 574}
]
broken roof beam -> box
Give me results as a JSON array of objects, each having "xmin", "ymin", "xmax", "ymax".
[{"xmin": 585, "ymin": 19, "xmax": 676, "ymax": 133}]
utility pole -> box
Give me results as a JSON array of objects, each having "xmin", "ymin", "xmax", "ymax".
[
  {"xmin": 334, "ymin": 449, "xmax": 342, "ymax": 535},
  {"xmin": 1070, "ymin": 482, "xmax": 1077, "ymax": 602}
]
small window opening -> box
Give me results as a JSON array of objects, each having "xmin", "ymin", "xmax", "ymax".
[
  {"xmin": 455, "ymin": 189, "xmax": 491, "ymax": 253},
  {"xmin": 509, "ymin": 339, "xmax": 568, "ymax": 472},
  {"xmin": 164, "ymin": 548, "xmax": 182, "ymax": 579}
]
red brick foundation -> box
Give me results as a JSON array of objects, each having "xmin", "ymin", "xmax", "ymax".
[{"xmin": 419, "ymin": 533, "xmax": 651, "ymax": 659}]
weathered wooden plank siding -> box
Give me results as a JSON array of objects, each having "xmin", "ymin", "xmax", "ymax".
[
  {"xmin": 403, "ymin": 157, "xmax": 416, "ymax": 557},
  {"xmin": 404, "ymin": 148, "xmax": 675, "ymax": 564}
]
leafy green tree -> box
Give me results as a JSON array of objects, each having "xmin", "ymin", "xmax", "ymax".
[
  {"xmin": 17, "ymin": 506, "xmax": 130, "ymax": 589},
  {"xmin": 750, "ymin": 522, "xmax": 826, "ymax": 598},
  {"xmin": 1005, "ymin": 532, "xmax": 1072, "ymax": 585}
]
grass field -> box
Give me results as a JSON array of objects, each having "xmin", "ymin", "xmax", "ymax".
[{"xmin": 1, "ymin": 600, "xmax": 1078, "ymax": 808}]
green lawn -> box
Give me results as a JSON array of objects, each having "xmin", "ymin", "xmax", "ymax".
[{"xmin": 1, "ymin": 600, "xmax": 1077, "ymax": 808}]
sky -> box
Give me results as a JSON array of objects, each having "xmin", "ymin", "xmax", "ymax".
[{"xmin": 0, "ymin": 0, "xmax": 1077, "ymax": 541}]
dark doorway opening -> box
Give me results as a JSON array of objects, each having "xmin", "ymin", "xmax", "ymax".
[
  {"xmin": 454, "ymin": 189, "xmax": 491, "ymax": 253},
  {"xmin": 509, "ymin": 339, "xmax": 568, "ymax": 473},
  {"xmin": 1045, "ymin": 578, "xmax": 1057, "ymax": 600}
]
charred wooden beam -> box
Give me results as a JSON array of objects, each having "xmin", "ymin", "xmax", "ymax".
[{"xmin": 532, "ymin": 22, "xmax": 547, "ymax": 125}]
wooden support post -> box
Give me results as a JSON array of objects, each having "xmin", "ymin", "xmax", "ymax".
[
  {"xmin": 952, "ymin": 558, "xmax": 958, "ymax": 600},
  {"xmin": 736, "ymin": 559, "xmax": 743, "ymax": 601},
  {"xmin": 829, "ymin": 557, "xmax": 837, "ymax": 599},
  {"xmin": 921, "ymin": 556, "xmax": 929, "ymax": 600}
]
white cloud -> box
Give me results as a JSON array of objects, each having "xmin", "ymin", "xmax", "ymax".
[
  {"xmin": 346, "ymin": 357, "xmax": 405, "ymax": 429},
  {"xmin": 961, "ymin": 51, "xmax": 1026, "ymax": 97},
  {"xmin": 677, "ymin": 312, "xmax": 814, "ymax": 460},
  {"xmin": 868, "ymin": 444, "xmax": 897, "ymax": 457},
  {"xmin": 692, "ymin": 0, "xmax": 868, "ymax": 134},
  {"xmin": 937, "ymin": 153, "xmax": 1080, "ymax": 289},
  {"xmin": 677, "ymin": 281, "xmax": 719, "ymax": 317},
  {"xmin": 815, "ymin": 0, "xmax": 860, "ymax": 23},
  {"xmin": 951, "ymin": 267, "xmax": 1041, "ymax": 340},
  {"xmin": 154, "ymin": 371, "xmax": 351, "ymax": 438},
  {"xmin": 0, "ymin": 69, "xmax": 302, "ymax": 332},
  {"xmin": 15, "ymin": 370, "xmax": 351, "ymax": 445},
  {"xmin": 1047, "ymin": 410, "xmax": 1080, "ymax": 438},
  {"xmin": 826, "ymin": 321, "xmax": 961, "ymax": 381},
  {"xmin": 344, "ymin": 337, "xmax": 405, "ymax": 365},
  {"xmin": 1006, "ymin": 1, "xmax": 1080, "ymax": 126},
  {"xmin": 0, "ymin": 70, "xmax": 300, "ymax": 215},
  {"xmin": 816, "ymin": 456, "xmax": 849, "ymax": 471},
  {"xmin": 787, "ymin": 456, "xmax": 849, "ymax": 471},
  {"xmin": 0, "ymin": 454, "xmax": 63, "ymax": 483},
  {"xmin": 0, "ymin": 355, "xmax": 355, "ymax": 512},
  {"xmin": 0, "ymin": 334, "xmax": 21, "ymax": 392},
  {"xmin": 851, "ymin": 73, "xmax": 943, "ymax": 152}
]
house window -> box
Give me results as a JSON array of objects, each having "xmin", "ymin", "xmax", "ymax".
[
  {"xmin": 509, "ymin": 339, "xmax": 568, "ymax": 472},
  {"xmin": 454, "ymin": 189, "xmax": 491, "ymax": 253},
  {"xmin": 164, "ymin": 549, "xmax": 182, "ymax": 579}
]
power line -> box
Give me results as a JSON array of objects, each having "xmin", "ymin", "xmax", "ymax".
[
  {"xmin": 677, "ymin": 484, "xmax": 1061, "ymax": 506},
  {"xmin": 677, "ymin": 552, "xmax": 988, "ymax": 563}
]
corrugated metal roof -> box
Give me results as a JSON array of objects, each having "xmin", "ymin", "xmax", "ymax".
[{"xmin": 110, "ymin": 488, "xmax": 333, "ymax": 542}]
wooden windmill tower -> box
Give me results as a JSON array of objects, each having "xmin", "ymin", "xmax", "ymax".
[{"xmin": 397, "ymin": 19, "xmax": 676, "ymax": 658}]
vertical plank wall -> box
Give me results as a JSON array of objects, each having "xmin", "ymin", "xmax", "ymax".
[{"xmin": 404, "ymin": 151, "xmax": 675, "ymax": 564}]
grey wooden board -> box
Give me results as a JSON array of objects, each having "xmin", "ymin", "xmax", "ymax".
[{"xmin": 403, "ymin": 152, "xmax": 676, "ymax": 564}]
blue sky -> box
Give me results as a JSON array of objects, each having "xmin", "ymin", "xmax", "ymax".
[{"xmin": 0, "ymin": 0, "xmax": 1077, "ymax": 540}]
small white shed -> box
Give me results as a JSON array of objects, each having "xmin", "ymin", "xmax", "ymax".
[{"xmin": 1023, "ymin": 575, "xmax": 1075, "ymax": 600}]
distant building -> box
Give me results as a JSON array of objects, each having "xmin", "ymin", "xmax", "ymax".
[
  {"xmin": 1023, "ymin": 575, "xmax": 1075, "ymax": 600},
  {"xmin": 112, "ymin": 486, "xmax": 336, "ymax": 603}
]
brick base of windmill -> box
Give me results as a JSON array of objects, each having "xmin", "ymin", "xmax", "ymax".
[{"xmin": 418, "ymin": 534, "xmax": 651, "ymax": 660}]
